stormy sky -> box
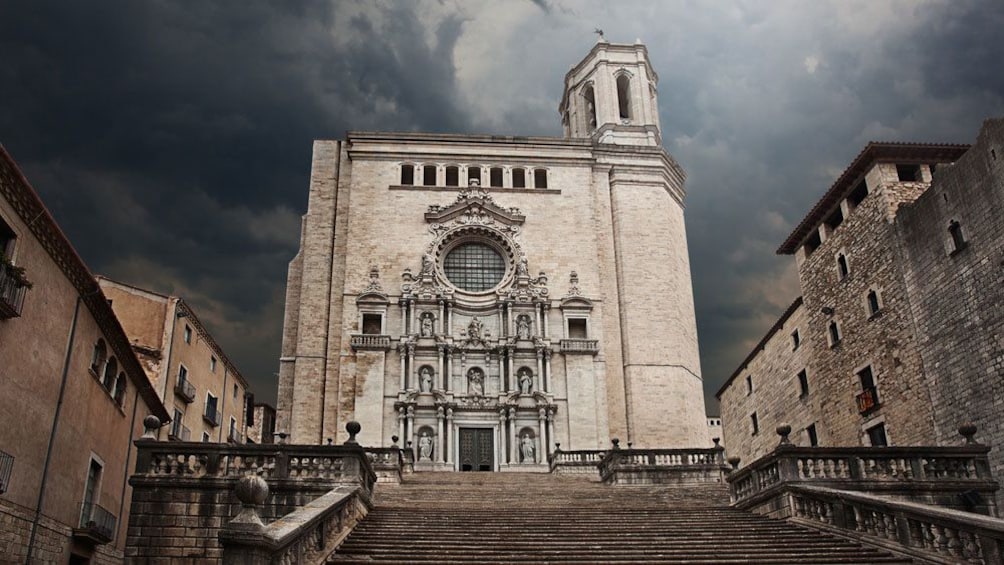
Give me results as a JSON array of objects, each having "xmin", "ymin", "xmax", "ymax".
[{"xmin": 2, "ymin": 1, "xmax": 1003, "ymax": 415}]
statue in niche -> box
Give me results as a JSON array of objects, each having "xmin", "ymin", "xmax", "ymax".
[
  {"xmin": 418, "ymin": 432, "xmax": 433, "ymax": 461},
  {"xmin": 516, "ymin": 315, "xmax": 531, "ymax": 340},
  {"xmin": 420, "ymin": 253, "xmax": 435, "ymax": 276},
  {"xmin": 468, "ymin": 368, "xmax": 485, "ymax": 397},
  {"xmin": 516, "ymin": 256, "xmax": 529, "ymax": 277},
  {"xmin": 520, "ymin": 433, "xmax": 536, "ymax": 463},
  {"xmin": 467, "ymin": 317, "xmax": 484, "ymax": 341},
  {"xmin": 419, "ymin": 367, "xmax": 433, "ymax": 393},
  {"xmin": 518, "ymin": 368, "xmax": 533, "ymax": 395},
  {"xmin": 420, "ymin": 313, "xmax": 434, "ymax": 337}
]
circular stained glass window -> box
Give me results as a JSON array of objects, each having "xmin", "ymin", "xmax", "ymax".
[{"xmin": 443, "ymin": 243, "xmax": 507, "ymax": 292}]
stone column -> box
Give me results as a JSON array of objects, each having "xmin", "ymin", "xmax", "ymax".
[
  {"xmin": 543, "ymin": 349, "xmax": 552, "ymax": 393},
  {"xmin": 398, "ymin": 343, "xmax": 407, "ymax": 391},
  {"xmin": 498, "ymin": 409, "xmax": 508, "ymax": 466},
  {"xmin": 406, "ymin": 405, "xmax": 416, "ymax": 458},
  {"xmin": 399, "ymin": 299, "xmax": 408, "ymax": 335},
  {"xmin": 438, "ymin": 299, "xmax": 445, "ymax": 334},
  {"xmin": 408, "ymin": 300, "xmax": 415, "ymax": 335},
  {"xmin": 445, "ymin": 349, "xmax": 453, "ymax": 392},
  {"xmin": 537, "ymin": 408, "xmax": 547, "ymax": 463},
  {"xmin": 506, "ymin": 302, "xmax": 514, "ymax": 337},
  {"xmin": 397, "ymin": 407, "xmax": 405, "ymax": 444},
  {"xmin": 446, "ymin": 408, "xmax": 454, "ymax": 465},
  {"xmin": 437, "ymin": 346, "xmax": 445, "ymax": 390},
  {"xmin": 534, "ymin": 304, "xmax": 541, "ymax": 337},
  {"xmin": 507, "ymin": 347, "xmax": 515, "ymax": 393},
  {"xmin": 546, "ymin": 408, "xmax": 555, "ymax": 457},
  {"xmin": 536, "ymin": 349, "xmax": 544, "ymax": 392},
  {"xmin": 498, "ymin": 306, "xmax": 505, "ymax": 337},
  {"xmin": 447, "ymin": 301, "xmax": 453, "ymax": 335},
  {"xmin": 542, "ymin": 304, "xmax": 549, "ymax": 337},
  {"xmin": 436, "ymin": 406, "xmax": 445, "ymax": 464},
  {"xmin": 509, "ymin": 408, "xmax": 518, "ymax": 465},
  {"xmin": 407, "ymin": 344, "xmax": 416, "ymax": 390}
]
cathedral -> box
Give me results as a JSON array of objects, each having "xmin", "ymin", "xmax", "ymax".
[{"xmin": 276, "ymin": 40, "xmax": 709, "ymax": 471}]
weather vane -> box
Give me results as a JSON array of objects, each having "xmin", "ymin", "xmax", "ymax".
[{"xmin": 594, "ymin": 28, "xmax": 605, "ymax": 41}]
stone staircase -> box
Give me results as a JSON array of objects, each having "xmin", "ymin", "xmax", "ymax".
[{"xmin": 329, "ymin": 472, "xmax": 914, "ymax": 564}]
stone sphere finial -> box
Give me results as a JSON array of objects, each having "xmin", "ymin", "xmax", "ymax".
[
  {"xmin": 776, "ymin": 423, "xmax": 792, "ymax": 446},
  {"xmin": 232, "ymin": 475, "xmax": 269, "ymax": 528},
  {"xmin": 345, "ymin": 421, "xmax": 361, "ymax": 445},
  {"xmin": 727, "ymin": 456, "xmax": 741, "ymax": 471},
  {"xmin": 141, "ymin": 415, "xmax": 161, "ymax": 440},
  {"xmin": 959, "ymin": 423, "xmax": 978, "ymax": 445}
]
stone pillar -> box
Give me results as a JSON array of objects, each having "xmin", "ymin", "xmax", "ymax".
[
  {"xmin": 546, "ymin": 409, "xmax": 555, "ymax": 457},
  {"xmin": 498, "ymin": 409, "xmax": 508, "ymax": 465},
  {"xmin": 446, "ymin": 302, "xmax": 453, "ymax": 335},
  {"xmin": 509, "ymin": 408, "xmax": 518, "ymax": 465},
  {"xmin": 536, "ymin": 349, "xmax": 544, "ymax": 392},
  {"xmin": 397, "ymin": 407, "xmax": 405, "ymax": 444},
  {"xmin": 438, "ymin": 299, "xmax": 445, "ymax": 334},
  {"xmin": 407, "ymin": 344, "xmax": 416, "ymax": 390},
  {"xmin": 406, "ymin": 405, "xmax": 415, "ymax": 458},
  {"xmin": 437, "ymin": 346, "xmax": 445, "ymax": 390},
  {"xmin": 445, "ymin": 349, "xmax": 453, "ymax": 392},
  {"xmin": 534, "ymin": 304, "xmax": 541, "ymax": 337},
  {"xmin": 398, "ymin": 343, "xmax": 407, "ymax": 391},
  {"xmin": 498, "ymin": 306, "xmax": 505, "ymax": 337},
  {"xmin": 507, "ymin": 348, "xmax": 515, "ymax": 393},
  {"xmin": 542, "ymin": 304, "xmax": 549, "ymax": 337},
  {"xmin": 543, "ymin": 349, "xmax": 552, "ymax": 393},
  {"xmin": 537, "ymin": 408, "xmax": 547, "ymax": 463},
  {"xmin": 446, "ymin": 408, "xmax": 454, "ymax": 465},
  {"xmin": 408, "ymin": 300, "xmax": 415, "ymax": 335},
  {"xmin": 436, "ymin": 406, "xmax": 445, "ymax": 464},
  {"xmin": 506, "ymin": 302, "xmax": 514, "ymax": 337},
  {"xmin": 399, "ymin": 299, "xmax": 408, "ymax": 335}
]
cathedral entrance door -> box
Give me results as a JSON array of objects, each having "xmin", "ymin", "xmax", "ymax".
[{"xmin": 458, "ymin": 428, "xmax": 494, "ymax": 471}]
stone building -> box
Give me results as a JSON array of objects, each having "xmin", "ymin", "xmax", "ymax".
[
  {"xmin": 718, "ymin": 119, "xmax": 1004, "ymax": 474},
  {"xmin": 277, "ymin": 40, "xmax": 709, "ymax": 469},
  {"xmin": 246, "ymin": 402, "xmax": 277, "ymax": 444},
  {"xmin": 98, "ymin": 277, "xmax": 252, "ymax": 444},
  {"xmin": 0, "ymin": 147, "xmax": 170, "ymax": 564}
]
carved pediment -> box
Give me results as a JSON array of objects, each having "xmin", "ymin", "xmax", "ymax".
[{"xmin": 425, "ymin": 183, "xmax": 524, "ymax": 227}]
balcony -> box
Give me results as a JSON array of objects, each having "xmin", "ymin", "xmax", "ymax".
[
  {"xmin": 228, "ymin": 428, "xmax": 243, "ymax": 444},
  {"xmin": 174, "ymin": 376, "xmax": 196, "ymax": 403},
  {"xmin": 0, "ymin": 261, "xmax": 29, "ymax": 319},
  {"xmin": 559, "ymin": 338, "xmax": 599, "ymax": 355},
  {"xmin": 856, "ymin": 386, "xmax": 880, "ymax": 414},
  {"xmin": 168, "ymin": 423, "xmax": 191, "ymax": 442},
  {"xmin": 73, "ymin": 502, "xmax": 116, "ymax": 545},
  {"xmin": 204, "ymin": 406, "xmax": 221, "ymax": 427},
  {"xmin": 0, "ymin": 449, "xmax": 13, "ymax": 494},
  {"xmin": 350, "ymin": 334, "xmax": 392, "ymax": 351}
]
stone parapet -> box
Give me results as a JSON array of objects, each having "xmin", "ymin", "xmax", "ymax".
[{"xmin": 598, "ymin": 446, "xmax": 729, "ymax": 485}]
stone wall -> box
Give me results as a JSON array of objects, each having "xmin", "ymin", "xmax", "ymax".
[{"xmin": 898, "ymin": 118, "xmax": 1004, "ymax": 478}]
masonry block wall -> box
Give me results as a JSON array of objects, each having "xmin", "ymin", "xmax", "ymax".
[{"xmin": 898, "ymin": 118, "xmax": 1004, "ymax": 478}]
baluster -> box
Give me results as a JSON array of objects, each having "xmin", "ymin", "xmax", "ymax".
[
  {"xmin": 853, "ymin": 506, "xmax": 866, "ymax": 532},
  {"xmin": 932, "ymin": 524, "xmax": 949, "ymax": 554},
  {"xmin": 960, "ymin": 529, "xmax": 981, "ymax": 559},
  {"xmin": 907, "ymin": 519, "xmax": 923, "ymax": 547},
  {"xmin": 882, "ymin": 514, "xmax": 896, "ymax": 540},
  {"xmin": 873, "ymin": 511, "xmax": 886, "ymax": 537},
  {"xmin": 945, "ymin": 527, "xmax": 963, "ymax": 557}
]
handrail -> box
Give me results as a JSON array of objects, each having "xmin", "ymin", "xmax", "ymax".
[
  {"xmin": 787, "ymin": 484, "xmax": 1004, "ymax": 564},
  {"xmin": 219, "ymin": 481, "xmax": 368, "ymax": 565},
  {"xmin": 599, "ymin": 447, "xmax": 728, "ymax": 484}
]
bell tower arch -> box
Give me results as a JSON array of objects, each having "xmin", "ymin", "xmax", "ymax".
[{"xmin": 558, "ymin": 38, "xmax": 662, "ymax": 146}]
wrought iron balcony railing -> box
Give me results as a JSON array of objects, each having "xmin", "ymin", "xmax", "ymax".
[
  {"xmin": 75, "ymin": 502, "xmax": 116, "ymax": 544},
  {"xmin": 0, "ymin": 449, "xmax": 13, "ymax": 495},
  {"xmin": 203, "ymin": 406, "xmax": 221, "ymax": 427},
  {"xmin": 228, "ymin": 428, "xmax": 243, "ymax": 444},
  {"xmin": 856, "ymin": 386, "xmax": 880, "ymax": 414},
  {"xmin": 0, "ymin": 262, "xmax": 28, "ymax": 319},
  {"xmin": 174, "ymin": 376, "xmax": 196, "ymax": 403},
  {"xmin": 168, "ymin": 423, "xmax": 191, "ymax": 442}
]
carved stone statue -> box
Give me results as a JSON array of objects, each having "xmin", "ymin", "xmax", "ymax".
[
  {"xmin": 467, "ymin": 317, "xmax": 483, "ymax": 340},
  {"xmin": 518, "ymin": 369, "xmax": 533, "ymax": 395},
  {"xmin": 420, "ymin": 253, "xmax": 435, "ymax": 276},
  {"xmin": 516, "ymin": 316, "xmax": 531, "ymax": 340},
  {"xmin": 468, "ymin": 368, "xmax": 484, "ymax": 396},
  {"xmin": 418, "ymin": 432, "xmax": 433, "ymax": 461},
  {"xmin": 520, "ymin": 433, "xmax": 536, "ymax": 463},
  {"xmin": 420, "ymin": 314, "xmax": 434, "ymax": 337},
  {"xmin": 469, "ymin": 177, "xmax": 481, "ymax": 188},
  {"xmin": 516, "ymin": 256, "xmax": 529, "ymax": 277},
  {"xmin": 419, "ymin": 367, "xmax": 433, "ymax": 393}
]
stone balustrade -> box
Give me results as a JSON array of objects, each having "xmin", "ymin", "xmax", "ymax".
[
  {"xmin": 365, "ymin": 447, "xmax": 405, "ymax": 483},
  {"xmin": 349, "ymin": 334, "xmax": 392, "ymax": 351},
  {"xmin": 788, "ymin": 485, "xmax": 1004, "ymax": 564},
  {"xmin": 558, "ymin": 338, "xmax": 599, "ymax": 355},
  {"xmin": 547, "ymin": 448, "xmax": 606, "ymax": 474},
  {"xmin": 599, "ymin": 446, "xmax": 728, "ymax": 485}
]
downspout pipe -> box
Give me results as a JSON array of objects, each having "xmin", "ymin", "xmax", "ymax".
[{"xmin": 25, "ymin": 294, "xmax": 83, "ymax": 564}]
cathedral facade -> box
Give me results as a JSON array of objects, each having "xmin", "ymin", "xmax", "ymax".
[{"xmin": 276, "ymin": 41, "xmax": 708, "ymax": 470}]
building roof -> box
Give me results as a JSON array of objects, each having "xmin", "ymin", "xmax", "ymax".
[
  {"xmin": 776, "ymin": 142, "xmax": 971, "ymax": 255},
  {"xmin": 96, "ymin": 275, "xmax": 251, "ymax": 391},
  {"xmin": 0, "ymin": 146, "xmax": 170, "ymax": 421},
  {"xmin": 715, "ymin": 296, "xmax": 804, "ymax": 399}
]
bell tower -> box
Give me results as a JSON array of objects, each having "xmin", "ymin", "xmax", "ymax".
[{"xmin": 558, "ymin": 38, "xmax": 663, "ymax": 146}]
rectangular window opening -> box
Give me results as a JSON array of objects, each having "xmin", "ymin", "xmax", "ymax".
[
  {"xmin": 567, "ymin": 318, "xmax": 587, "ymax": 339},
  {"xmin": 745, "ymin": 375, "xmax": 753, "ymax": 395},
  {"xmin": 791, "ymin": 329, "xmax": 801, "ymax": 350},
  {"xmin": 445, "ymin": 166, "xmax": 459, "ymax": 187},
  {"xmin": 183, "ymin": 325, "xmax": 192, "ymax": 344},
  {"xmin": 797, "ymin": 369, "xmax": 809, "ymax": 398},
  {"xmin": 0, "ymin": 217, "xmax": 15, "ymax": 259},
  {"xmin": 423, "ymin": 165, "xmax": 436, "ymax": 186},
  {"xmin": 533, "ymin": 169, "xmax": 547, "ymax": 189},
  {"xmin": 750, "ymin": 412, "xmax": 759, "ymax": 436},
  {"xmin": 806, "ymin": 424, "xmax": 819, "ymax": 447},
  {"xmin": 866, "ymin": 423, "xmax": 888, "ymax": 447},
  {"xmin": 489, "ymin": 167, "xmax": 503, "ymax": 188},
  {"xmin": 401, "ymin": 164, "xmax": 415, "ymax": 185},
  {"xmin": 467, "ymin": 167, "xmax": 481, "ymax": 185},
  {"xmin": 362, "ymin": 313, "xmax": 382, "ymax": 335},
  {"xmin": 896, "ymin": 164, "xmax": 920, "ymax": 182},
  {"xmin": 803, "ymin": 230, "xmax": 822, "ymax": 257},
  {"xmin": 824, "ymin": 207, "xmax": 844, "ymax": 232},
  {"xmin": 847, "ymin": 179, "xmax": 868, "ymax": 208},
  {"xmin": 512, "ymin": 169, "xmax": 526, "ymax": 188}
]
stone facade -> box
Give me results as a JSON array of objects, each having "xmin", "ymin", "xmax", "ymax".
[
  {"xmin": 717, "ymin": 130, "xmax": 989, "ymax": 468},
  {"xmin": 897, "ymin": 118, "xmax": 1004, "ymax": 478},
  {"xmin": 98, "ymin": 277, "xmax": 252, "ymax": 445},
  {"xmin": 277, "ymin": 40, "xmax": 709, "ymax": 468},
  {"xmin": 247, "ymin": 402, "xmax": 277, "ymax": 444},
  {"xmin": 0, "ymin": 147, "xmax": 169, "ymax": 563}
]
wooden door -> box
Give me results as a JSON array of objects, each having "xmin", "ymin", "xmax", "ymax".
[{"xmin": 459, "ymin": 428, "xmax": 494, "ymax": 471}]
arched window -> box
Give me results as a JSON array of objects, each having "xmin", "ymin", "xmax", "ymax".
[
  {"xmin": 533, "ymin": 169, "xmax": 547, "ymax": 189},
  {"xmin": 582, "ymin": 85, "xmax": 597, "ymax": 130},
  {"xmin": 616, "ymin": 74, "xmax": 632, "ymax": 120},
  {"xmin": 90, "ymin": 339, "xmax": 107, "ymax": 374},
  {"xmin": 489, "ymin": 167, "xmax": 504, "ymax": 188},
  {"xmin": 445, "ymin": 166, "xmax": 459, "ymax": 187},
  {"xmin": 511, "ymin": 168, "xmax": 526, "ymax": 189},
  {"xmin": 467, "ymin": 166, "xmax": 481, "ymax": 186},
  {"xmin": 114, "ymin": 372, "xmax": 127, "ymax": 405},
  {"xmin": 866, "ymin": 290, "xmax": 881, "ymax": 317},
  {"xmin": 837, "ymin": 254, "xmax": 849, "ymax": 280},
  {"xmin": 949, "ymin": 220, "xmax": 966, "ymax": 252},
  {"xmin": 400, "ymin": 164, "xmax": 415, "ymax": 186},
  {"xmin": 423, "ymin": 165, "xmax": 437, "ymax": 186},
  {"xmin": 103, "ymin": 357, "xmax": 118, "ymax": 390}
]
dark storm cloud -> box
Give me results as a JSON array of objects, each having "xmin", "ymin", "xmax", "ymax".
[{"xmin": 2, "ymin": 1, "xmax": 1003, "ymax": 414}]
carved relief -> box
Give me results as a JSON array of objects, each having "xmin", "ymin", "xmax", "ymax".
[{"xmin": 467, "ymin": 367, "xmax": 485, "ymax": 397}]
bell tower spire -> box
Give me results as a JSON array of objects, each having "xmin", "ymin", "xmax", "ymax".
[{"xmin": 558, "ymin": 38, "xmax": 662, "ymax": 146}]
